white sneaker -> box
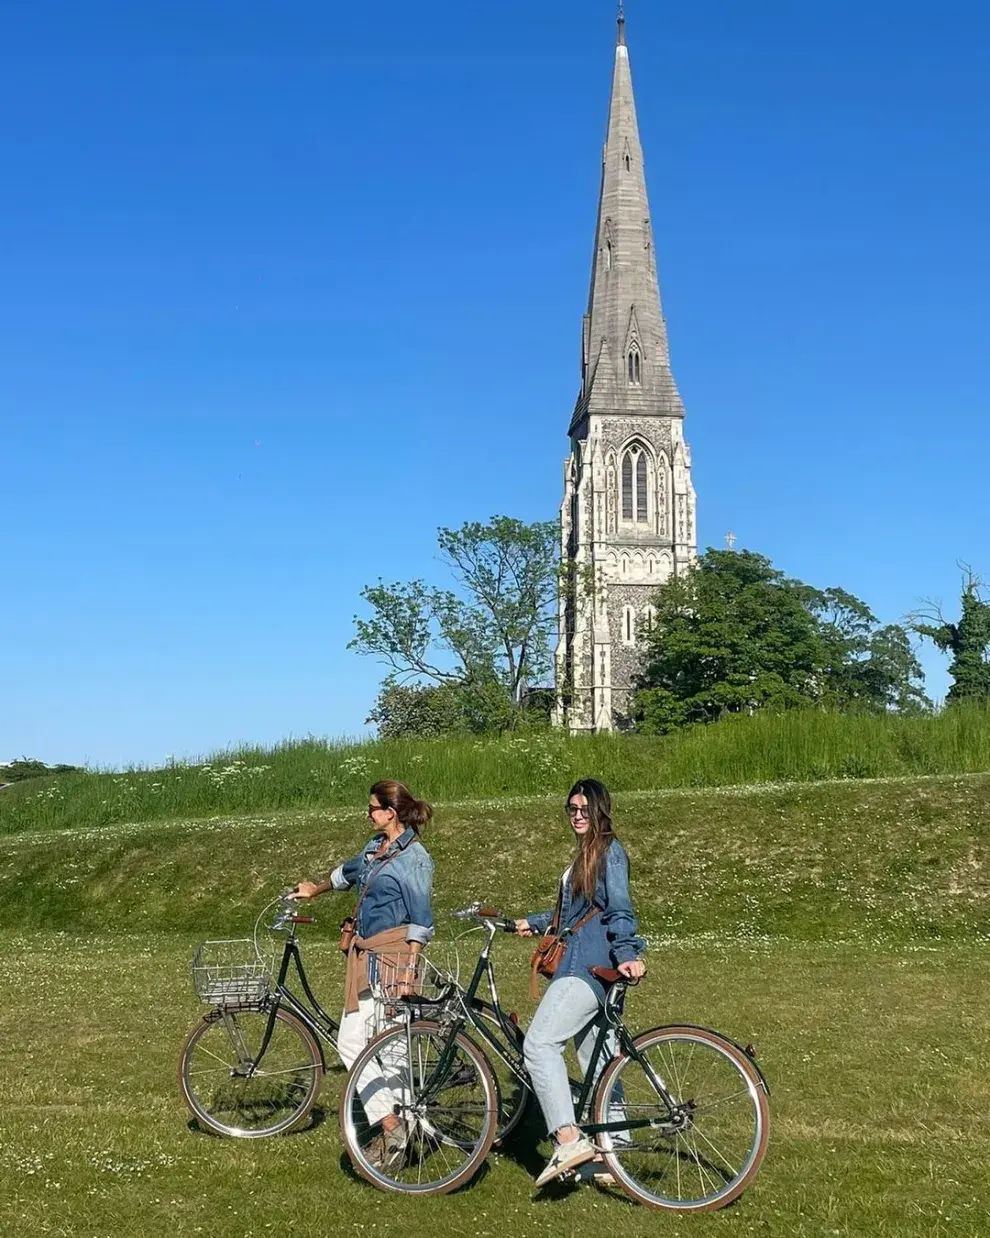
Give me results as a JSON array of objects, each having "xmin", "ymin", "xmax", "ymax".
[{"xmin": 535, "ymin": 1135, "xmax": 597, "ymax": 1187}]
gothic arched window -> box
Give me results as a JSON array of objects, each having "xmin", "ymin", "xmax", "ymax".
[
  {"xmin": 623, "ymin": 605, "xmax": 635, "ymax": 645},
  {"xmin": 620, "ymin": 443, "xmax": 650, "ymax": 524},
  {"xmin": 624, "ymin": 153, "xmax": 631, "ymax": 172},
  {"xmin": 605, "ymin": 239, "xmax": 612, "ymax": 271},
  {"xmin": 627, "ymin": 347, "xmax": 641, "ymax": 385}
]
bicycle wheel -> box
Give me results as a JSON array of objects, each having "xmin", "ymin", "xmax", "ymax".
[
  {"xmin": 179, "ymin": 1004, "xmax": 323, "ymax": 1138},
  {"xmin": 339, "ymin": 1019, "xmax": 499, "ymax": 1196},
  {"xmin": 590, "ymin": 1025, "xmax": 768, "ymax": 1212},
  {"xmin": 470, "ymin": 1001, "xmax": 530, "ymax": 1143}
]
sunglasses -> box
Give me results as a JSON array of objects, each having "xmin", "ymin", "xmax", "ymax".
[{"xmin": 566, "ymin": 804, "xmax": 590, "ymax": 818}]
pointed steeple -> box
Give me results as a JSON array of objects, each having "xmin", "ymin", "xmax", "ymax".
[{"xmin": 576, "ymin": 12, "xmax": 684, "ymax": 424}]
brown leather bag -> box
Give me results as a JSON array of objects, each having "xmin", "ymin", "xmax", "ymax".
[
  {"xmin": 338, "ymin": 916, "xmax": 357, "ymax": 956},
  {"xmin": 529, "ymin": 885, "xmax": 600, "ymax": 998}
]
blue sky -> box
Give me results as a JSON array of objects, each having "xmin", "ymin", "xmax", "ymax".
[{"xmin": 2, "ymin": 0, "xmax": 988, "ymax": 768}]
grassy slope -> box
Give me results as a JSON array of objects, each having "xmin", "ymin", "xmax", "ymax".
[
  {"xmin": 3, "ymin": 774, "xmax": 990, "ymax": 1235},
  {"xmin": 5, "ymin": 704, "xmax": 990, "ymax": 838},
  {"xmin": 2, "ymin": 775, "xmax": 989, "ymax": 941}
]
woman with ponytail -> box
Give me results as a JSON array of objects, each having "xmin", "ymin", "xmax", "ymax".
[
  {"xmin": 514, "ymin": 778, "xmax": 645, "ymax": 1187},
  {"xmin": 292, "ymin": 779, "xmax": 434, "ymax": 1169}
]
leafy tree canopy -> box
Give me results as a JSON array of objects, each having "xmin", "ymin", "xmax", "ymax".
[
  {"xmin": 0, "ymin": 758, "xmax": 83, "ymax": 784},
  {"xmin": 633, "ymin": 549, "xmax": 929, "ymax": 733},
  {"xmin": 351, "ymin": 516, "xmax": 559, "ymax": 735},
  {"xmin": 911, "ymin": 568, "xmax": 990, "ymax": 704}
]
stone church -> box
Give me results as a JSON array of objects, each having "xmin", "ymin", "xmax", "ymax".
[{"xmin": 555, "ymin": 10, "xmax": 698, "ymax": 733}]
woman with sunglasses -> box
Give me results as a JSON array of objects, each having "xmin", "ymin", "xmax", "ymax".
[
  {"xmin": 514, "ymin": 778, "xmax": 645, "ymax": 1187},
  {"xmin": 292, "ymin": 778, "xmax": 434, "ymax": 1168}
]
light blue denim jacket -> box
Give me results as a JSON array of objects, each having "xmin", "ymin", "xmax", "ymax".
[
  {"xmin": 331, "ymin": 828, "xmax": 434, "ymax": 946},
  {"xmin": 526, "ymin": 837, "xmax": 644, "ymax": 1003}
]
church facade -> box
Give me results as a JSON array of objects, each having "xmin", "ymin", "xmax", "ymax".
[{"xmin": 555, "ymin": 13, "xmax": 698, "ymax": 733}]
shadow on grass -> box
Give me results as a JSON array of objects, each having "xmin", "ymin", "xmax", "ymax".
[
  {"xmin": 185, "ymin": 1103, "xmax": 328, "ymax": 1138},
  {"xmin": 336, "ymin": 1147, "xmax": 494, "ymax": 1194}
]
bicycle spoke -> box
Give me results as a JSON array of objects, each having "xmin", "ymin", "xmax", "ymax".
[{"xmin": 341, "ymin": 1022, "xmax": 496, "ymax": 1194}]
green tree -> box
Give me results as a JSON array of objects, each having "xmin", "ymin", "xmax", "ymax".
[
  {"xmin": 0, "ymin": 758, "xmax": 83, "ymax": 784},
  {"xmin": 633, "ymin": 549, "xmax": 928, "ymax": 733},
  {"xmin": 911, "ymin": 570, "xmax": 990, "ymax": 703},
  {"xmin": 350, "ymin": 516, "xmax": 559, "ymax": 734}
]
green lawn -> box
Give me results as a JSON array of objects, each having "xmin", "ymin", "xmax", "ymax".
[
  {"xmin": 1, "ymin": 933, "xmax": 987, "ymax": 1237},
  {"xmin": 3, "ymin": 772, "xmax": 990, "ymax": 1234}
]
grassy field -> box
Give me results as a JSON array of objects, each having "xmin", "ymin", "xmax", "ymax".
[
  {"xmin": 1, "ymin": 934, "xmax": 987, "ymax": 1237},
  {"xmin": 5, "ymin": 704, "xmax": 990, "ymax": 838},
  {"xmin": 2, "ymin": 774, "xmax": 990, "ymax": 1235}
]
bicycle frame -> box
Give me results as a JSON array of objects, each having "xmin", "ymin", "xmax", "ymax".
[
  {"xmin": 401, "ymin": 918, "xmax": 683, "ymax": 1137},
  {"xmin": 247, "ymin": 923, "xmax": 340, "ymax": 1074}
]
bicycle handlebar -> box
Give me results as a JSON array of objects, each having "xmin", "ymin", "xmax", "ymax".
[{"xmin": 450, "ymin": 902, "xmax": 517, "ymax": 933}]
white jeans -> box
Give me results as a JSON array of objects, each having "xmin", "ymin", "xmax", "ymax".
[{"xmin": 338, "ymin": 995, "xmax": 401, "ymax": 1127}]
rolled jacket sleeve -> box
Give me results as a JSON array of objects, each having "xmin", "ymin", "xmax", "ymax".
[
  {"xmin": 331, "ymin": 853, "xmax": 363, "ymax": 891},
  {"xmin": 525, "ymin": 910, "xmax": 555, "ymax": 935},
  {"xmin": 602, "ymin": 846, "xmax": 645, "ymax": 965},
  {"xmin": 402, "ymin": 852, "xmax": 435, "ymax": 945}
]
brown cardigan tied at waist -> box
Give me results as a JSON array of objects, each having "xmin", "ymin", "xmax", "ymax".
[{"xmin": 343, "ymin": 925, "xmax": 420, "ymax": 1014}]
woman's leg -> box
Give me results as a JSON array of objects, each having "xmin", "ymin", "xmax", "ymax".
[
  {"xmin": 523, "ymin": 976, "xmax": 602, "ymax": 1138},
  {"xmin": 574, "ymin": 1017, "xmax": 626, "ymax": 1143},
  {"xmin": 337, "ymin": 997, "xmax": 376, "ymax": 1071},
  {"xmin": 339, "ymin": 996, "xmax": 403, "ymax": 1129}
]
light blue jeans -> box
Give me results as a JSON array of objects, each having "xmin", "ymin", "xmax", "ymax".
[{"xmin": 523, "ymin": 976, "xmax": 620, "ymax": 1137}]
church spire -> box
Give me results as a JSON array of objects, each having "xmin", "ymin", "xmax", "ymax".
[{"xmin": 576, "ymin": 10, "xmax": 684, "ymax": 423}]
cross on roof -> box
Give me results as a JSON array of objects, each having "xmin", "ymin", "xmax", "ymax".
[{"xmin": 725, "ymin": 531, "xmax": 737, "ymax": 550}]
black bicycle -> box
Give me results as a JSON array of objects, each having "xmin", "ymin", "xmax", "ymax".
[
  {"xmin": 178, "ymin": 895, "xmax": 341, "ymax": 1137},
  {"xmin": 178, "ymin": 896, "xmax": 525, "ymax": 1140},
  {"xmin": 339, "ymin": 903, "xmax": 770, "ymax": 1210}
]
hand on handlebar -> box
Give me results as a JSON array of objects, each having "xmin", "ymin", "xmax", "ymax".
[
  {"xmin": 617, "ymin": 959, "xmax": 646, "ymax": 981},
  {"xmin": 514, "ymin": 918, "xmax": 534, "ymax": 937},
  {"xmin": 290, "ymin": 882, "xmax": 321, "ymax": 901}
]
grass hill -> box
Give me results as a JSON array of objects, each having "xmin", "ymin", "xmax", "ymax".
[
  {"xmin": 4, "ymin": 703, "xmax": 990, "ymax": 838},
  {"xmin": 3, "ymin": 726, "xmax": 990, "ymax": 1236},
  {"xmin": 2, "ymin": 772, "xmax": 988, "ymax": 942}
]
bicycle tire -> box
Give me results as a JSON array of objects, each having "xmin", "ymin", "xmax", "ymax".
[
  {"xmin": 179, "ymin": 1003, "xmax": 323, "ymax": 1138},
  {"xmin": 339, "ymin": 1019, "xmax": 499, "ymax": 1196},
  {"xmin": 590, "ymin": 1024, "xmax": 769, "ymax": 1212}
]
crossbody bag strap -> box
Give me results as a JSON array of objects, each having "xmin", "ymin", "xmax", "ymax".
[
  {"xmin": 562, "ymin": 903, "xmax": 601, "ymax": 937},
  {"xmin": 350, "ymin": 841, "xmax": 405, "ymax": 923},
  {"xmin": 547, "ymin": 881, "xmax": 564, "ymax": 935}
]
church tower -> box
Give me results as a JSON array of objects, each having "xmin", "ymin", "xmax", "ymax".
[{"xmin": 555, "ymin": 10, "xmax": 697, "ymax": 732}]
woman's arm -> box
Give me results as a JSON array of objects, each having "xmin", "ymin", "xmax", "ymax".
[
  {"xmin": 402, "ymin": 852, "xmax": 435, "ymax": 945},
  {"xmin": 293, "ymin": 852, "xmax": 363, "ymax": 900},
  {"xmin": 602, "ymin": 845, "xmax": 645, "ymax": 965},
  {"xmin": 521, "ymin": 910, "xmax": 555, "ymax": 936}
]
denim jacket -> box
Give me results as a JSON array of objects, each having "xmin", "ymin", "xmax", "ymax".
[
  {"xmin": 331, "ymin": 828, "xmax": 434, "ymax": 946},
  {"xmin": 525, "ymin": 838, "xmax": 644, "ymax": 1003}
]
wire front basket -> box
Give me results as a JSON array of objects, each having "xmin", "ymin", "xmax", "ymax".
[{"xmin": 192, "ymin": 939, "xmax": 272, "ymax": 1006}]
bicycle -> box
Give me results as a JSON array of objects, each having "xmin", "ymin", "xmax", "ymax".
[
  {"xmin": 178, "ymin": 895, "xmax": 524, "ymax": 1141},
  {"xmin": 339, "ymin": 903, "xmax": 770, "ymax": 1211},
  {"xmin": 178, "ymin": 895, "xmax": 340, "ymax": 1137}
]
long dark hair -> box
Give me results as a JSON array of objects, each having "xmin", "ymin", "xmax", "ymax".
[
  {"xmin": 370, "ymin": 779, "xmax": 432, "ymax": 836},
  {"xmin": 568, "ymin": 778, "xmax": 615, "ymax": 900}
]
